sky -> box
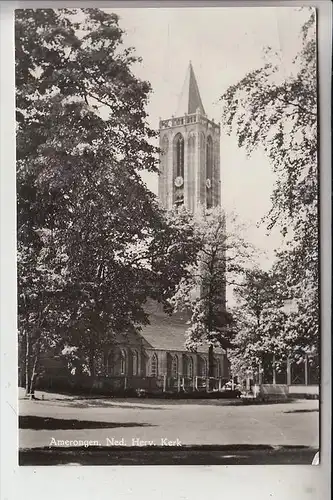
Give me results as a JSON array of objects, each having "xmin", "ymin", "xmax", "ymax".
[{"xmin": 106, "ymin": 6, "xmax": 312, "ymax": 268}]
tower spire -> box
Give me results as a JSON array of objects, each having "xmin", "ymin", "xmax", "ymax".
[{"xmin": 176, "ymin": 62, "xmax": 206, "ymax": 116}]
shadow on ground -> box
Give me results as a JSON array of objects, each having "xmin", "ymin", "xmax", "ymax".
[
  {"xmin": 19, "ymin": 416, "xmax": 154, "ymax": 430},
  {"xmin": 283, "ymin": 409, "xmax": 319, "ymax": 414},
  {"xmin": 27, "ymin": 396, "xmax": 243, "ymax": 408},
  {"xmin": 18, "ymin": 444, "xmax": 318, "ymax": 466},
  {"xmin": 44, "ymin": 398, "xmax": 294, "ymax": 408},
  {"xmin": 65, "ymin": 401, "xmax": 165, "ymax": 410}
]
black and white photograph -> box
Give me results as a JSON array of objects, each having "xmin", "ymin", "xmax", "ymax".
[{"xmin": 15, "ymin": 5, "xmax": 320, "ymax": 466}]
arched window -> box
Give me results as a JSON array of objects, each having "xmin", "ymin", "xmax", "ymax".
[
  {"xmin": 120, "ymin": 349, "xmax": 126, "ymax": 375},
  {"xmin": 199, "ymin": 133, "xmax": 206, "ymax": 204},
  {"xmin": 174, "ymin": 134, "xmax": 184, "ymax": 178},
  {"xmin": 198, "ymin": 356, "xmax": 207, "ymax": 377},
  {"xmin": 206, "ymin": 136, "xmax": 213, "ymax": 209},
  {"xmin": 107, "ymin": 349, "xmax": 126, "ymax": 376},
  {"xmin": 173, "ymin": 133, "xmax": 185, "ymax": 208},
  {"xmin": 214, "ymin": 357, "xmax": 220, "ymax": 378},
  {"xmin": 141, "ymin": 353, "xmax": 148, "ymax": 377},
  {"xmin": 206, "ymin": 136, "xmax": 213, "ymax": 180},
  {"xmin": 132, "ymin": 350, "xmax": 139, "ymax": 376},
  {"xmin": 150, "ymin": 353, "xmax": 158, "ymax": 377},
  {"xmin": 171, "ymin": 355, "xmax": 178, "ymax": 377},
  {"xmin": 184, "ymin": 355, "xmax": 193, "ymax": 378},
  {"xmin": 107, "ymin": 351, "xmax": 114, "ymax": 376},
  {"xmin": 186, "ymin": 134, "xmax": 196, "ymax": 212}
]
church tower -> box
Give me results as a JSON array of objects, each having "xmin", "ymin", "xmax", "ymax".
[{"xmin": 158, "ymin": 62, "xmax": 221, "ymax": 213}]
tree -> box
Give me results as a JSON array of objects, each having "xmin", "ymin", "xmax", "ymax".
[
  {"xmin": 220, "ymin": 10, "xmax": 317, "ymax": 241},
  {"xmin": 60, "ymin": 205, "xmax": 200, "ymax": 377},
  {"xmin": 269, "ymin": 248, "xmax": 319, "ymax": 368},
  {"xmin": 170, "ymin": 208, "xmax": 252, "ymax": 383},
  {"xmin": 234, "ymin": 268, "xmax": 278, "ymax": 328},
  {"xmin": 230, "ymin": 259, "xmax": 319, "ymax": 382},
  {"xmin": 220, "ymin": 10, "xmax": 319, "ymax": 371},
  {"xmin": 16, "ymin": 9, "xmax": 199, "ymax": 394},
  {"xmin": 228, "ymin": 267, "xmax": 282, "ymax": 379}
]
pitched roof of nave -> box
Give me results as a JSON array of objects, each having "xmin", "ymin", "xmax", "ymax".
[
  {"xmin": 135, "ymin": 300, "xmax": 225, "ymax": 355},
  {"xmin": 175, "ymin": 62, "xmax": 206, "ymax": 116}
]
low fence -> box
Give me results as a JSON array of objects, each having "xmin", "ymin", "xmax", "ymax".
[
  {"xmin": 254, "ymin": 384, "xmax": 289, "ymax": 401},
  {"xmin": 35, "ymin": 374, "xmax": 229, "ymax": 395},
  {"xmin": 36, "ymin": 375, "xmax": 160, "ymax": 394},
  {"xmin": 288, "ymin": 384, "xmax": 319, "ymax": 397},
  {"xmin": 158, "ymin": 376, "xmax": 228, "ymax": 392},
  {"xmin": 250, "ymin": 383, "xmax": 319, "ymax": 401}
]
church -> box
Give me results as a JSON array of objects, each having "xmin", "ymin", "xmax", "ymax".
[
  {"xmin": 91, "ymin": 63, "xmax": 319, "ymax": 396},
  {"xmin": 35, "ymin": 63, "xmax": 230, "ymax": 393},
  {"xmin": 99, "ymin": 62, "xmax": 229, "ymax": 391},
  {"xmin": 102, "ymin": 63, "xmax": 319, "ymax": 395}
]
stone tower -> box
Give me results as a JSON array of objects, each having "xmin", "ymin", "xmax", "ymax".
[{"xmin": 158, "ymin": 62, "xmax": 221, "ymax": 213}]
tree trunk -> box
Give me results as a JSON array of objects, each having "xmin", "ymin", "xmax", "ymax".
[
  {"xmin": 29, "ymin": 352, "xmax": 39, "ymax": 399},
  {"xmin": 207, "ymin": 290, "xmax": 214, "ymax": 391},
  {"xmin": 25, "ymin": 330, "xmax": 31, "ymax": 397},
  {"xmin": 89, "ymin": 338, "xmax": 95, "ymax": 377},
  {"xmin": 102, "ymin": 350, "xmax": 108, "ymax": 376},
  {"xmin": 24, "ymin": 304, "xmax": 49, "ymax": 397},
  {"xmin": 28, "ymin": 337, "xmax": 41, "ymax": 399},
  {"xmin": 18, "ymin": 330, "xmax": 25, "ymax": 387},
  {"xmin": 208, "ymin": 344, "xmax": 214, "ymax": 391}
]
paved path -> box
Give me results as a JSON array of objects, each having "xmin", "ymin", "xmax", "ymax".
[{"xmin": 19, "ymin": 396, "xmax": 319, "ymax": 449}]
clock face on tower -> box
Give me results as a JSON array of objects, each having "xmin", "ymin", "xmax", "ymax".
[{"xmin": 174, "ymin": 176, "xmax": 184, "ymax": 188}]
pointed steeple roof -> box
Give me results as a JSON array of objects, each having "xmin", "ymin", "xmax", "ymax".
[{"xmin": 176, "ymin": 62, "xmax": 206, "ymax": 116}]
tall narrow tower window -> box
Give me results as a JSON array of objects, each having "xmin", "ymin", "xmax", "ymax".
[
  {"xmin": 174, "ymin": 133, "xmax": 185, "ymax": 207},
  {"xmin": 175, "ymin": 134, "xmax": 185, "ymax": 178},
  {"xmin": 206, "ymin": 136, "xmax": 213, "ymax": 209}
]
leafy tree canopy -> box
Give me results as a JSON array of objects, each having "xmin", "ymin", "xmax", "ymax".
[
  {"xmin": 170, "ymin": 208, "xmax": 253, "ymax": 361},
  {"xmin": 229, "ymin": 261, "xmax": 318, "ymax": 378},
  {"xmin": 16, "ymin": 8, "xmax": 200, "ymax": 388},
  {"xmin": 220, "ymin": 10, "xmax": 319, "ymax": 378},
  {"xmin": 220, "ymin": 10, "xmax": 317, "ymax": 240}
]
